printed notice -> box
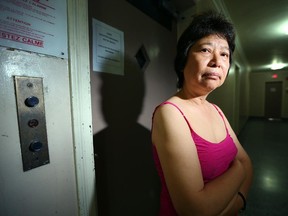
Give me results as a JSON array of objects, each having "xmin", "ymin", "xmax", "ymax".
[
  {"xmin": 92, "ymin": 19, "xmax": 124, "ymax": 75},
  {"xmin": 0, "ymin": 0, "xmax": 67, "ymax": 58}
]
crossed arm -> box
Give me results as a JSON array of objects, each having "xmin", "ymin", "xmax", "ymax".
[{"xmin": 152, "ymin": 105, "xmax": 253, "ymax": 216}]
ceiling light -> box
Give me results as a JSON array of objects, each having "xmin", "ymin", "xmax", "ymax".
[
  {"xmin": 270, "ymin": 63, "xmax": 286, "ymax": 70},
  {"xmin": 279, "ymin": 21, "xmax": 288, "ymax": 35}
]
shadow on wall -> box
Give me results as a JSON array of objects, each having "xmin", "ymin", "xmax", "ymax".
[{"xmin": 93, "ymin": 57, "xmax": 160, "ymax": 216}]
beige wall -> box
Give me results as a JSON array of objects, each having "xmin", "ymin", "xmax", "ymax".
[
  {"xmin": 250, "ymin": 70, "xmax": 288, "ymax": 118},
  {"xmin": 90, "ymin": 1, "xmax": 177, "ymax": 132},
  {"xmin": 89, "ymin": 0, "xmax": 177, "ymax": 215}
]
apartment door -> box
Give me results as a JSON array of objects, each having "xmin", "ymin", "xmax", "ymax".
[{"xmin": 265, "ymin": 81, "xmax": 282, "ymax": 118}]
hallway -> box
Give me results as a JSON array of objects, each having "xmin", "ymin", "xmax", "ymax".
[{"xmin": 238, "ymin": 118, "xmax": 288, "ymax": 216}]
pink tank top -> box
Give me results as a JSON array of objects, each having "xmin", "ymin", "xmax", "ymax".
[{"xmin": 152, "ymin": 102, "xmax": 238, "ymax": 216}]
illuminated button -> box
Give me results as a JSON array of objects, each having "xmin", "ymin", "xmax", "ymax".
[
  {"xmin": 25, "ymin": 96, "xmax": 39, "ymax": 107},
  {"xmin": 29, "ymin": 141, "xmax": 43, "ymax": 152}
]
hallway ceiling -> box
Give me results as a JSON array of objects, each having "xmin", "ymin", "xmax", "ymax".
[{"xmin": 173, "ymin": 0, "xmax": 288, "ymax": 72}]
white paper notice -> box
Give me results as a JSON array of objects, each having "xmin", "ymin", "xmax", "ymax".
[
  {"xmin": 92, "ymin": 19, "xmax": 124, "ymax": 75},
  {"xmin": 0, "ymin": 0, "xmax": 67, "ymax": 58}
]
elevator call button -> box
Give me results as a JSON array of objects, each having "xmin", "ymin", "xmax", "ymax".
[
  {"xmin": 14, "ymin": 76, "xmax": 50, "ymax": 171},
  {"xmin": 25, "ymin": 96, "xmax": 39, "ymax": 107}
]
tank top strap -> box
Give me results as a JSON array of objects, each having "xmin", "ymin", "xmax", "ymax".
[
  {"xmin": 161, "ymin": 101, "xmax": 185, "ymax": 116},
  {"xmin": 211, "ymin": 103, "xmax": 229, "ymax": 133},
  {"xmin": 152, "ymin": 101, "xmax": 193, "ymax": 131}
]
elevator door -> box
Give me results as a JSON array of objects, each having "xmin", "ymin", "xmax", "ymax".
[{"xmin": 265, "ymin": 81, "xmax": 282, "ymax": 119}]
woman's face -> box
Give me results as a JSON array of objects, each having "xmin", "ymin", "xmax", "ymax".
[{"xmin": 183, "ymin": 34, "xmax": 230, "ymax": 94}]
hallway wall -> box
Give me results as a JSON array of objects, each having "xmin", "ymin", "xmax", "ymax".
[
  {"xmin": 250, "ymin": 70, "xmax": 288, "ymax": 118},
  {"xmin": 90, "ymin": 1, "xmax": 177, "ymax": 132},
  {"xmin": 89, "ymin": 0, "xmax": 177, "ymax": 215}
]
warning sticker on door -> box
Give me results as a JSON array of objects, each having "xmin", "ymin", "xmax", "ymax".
[{"xmin": 0, "ymin": 0, "xmax": 68, "ymax": 58}]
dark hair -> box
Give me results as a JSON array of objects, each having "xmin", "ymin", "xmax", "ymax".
[{"xmin": 174, "ymin": 11, "xmax": 236, "ymax": 89}]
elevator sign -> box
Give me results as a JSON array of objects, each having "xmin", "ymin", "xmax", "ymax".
[
  {"xmin": 0, "ymin": 0, "xmax": 67, "ymax": 58},
  {"xmin": 92, "ymin": 18, "xmax": 124, "ymax": 75}
]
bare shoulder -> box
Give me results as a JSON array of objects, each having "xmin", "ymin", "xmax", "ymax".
[
  {"xmin": 152, "ymin": 99, "xmax": 188, "ymax": 133},
  {"xmin": 153, "ymin": 102, "xmax": 181, "ymax": 134},
  {"xmin": 210, "ymin": 103, "xmax": 224, "ymax": 113},
  {"xmin": 154, "ymin": 101, "xmax": 182, "ymax": 120},
  {"xmin": 152, "ymin": 98, "xmax": 202, "ymax": 157},
  {"xmin": 210, "ymin": 103, "xmax": 230, "ymax": 123}
]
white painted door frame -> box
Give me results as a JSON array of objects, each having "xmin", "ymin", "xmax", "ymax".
[{"xmin": 67, "ymin": 0, "xmax": 97, "ymax": 215}]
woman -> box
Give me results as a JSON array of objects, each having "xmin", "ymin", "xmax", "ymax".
[{"xmin": 151, "ymin": 11, "xmax": 253, "ymax": 216}]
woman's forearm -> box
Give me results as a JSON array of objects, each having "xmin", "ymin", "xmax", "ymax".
[
  {"xmin": 218, "ymin": 194, "xmax": 238, "ymax": 216},
  {"xmin": 218, "ymin": 156, "xmax": 253, "ymax": 215},
  {"xmin": 239, "ymin": 155, "xmax": 253, "ymax": 197},
  {"xmin": 196, "ymin": 159, "xmax": 246, "ymax": 215}
]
